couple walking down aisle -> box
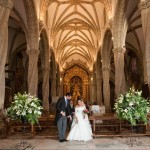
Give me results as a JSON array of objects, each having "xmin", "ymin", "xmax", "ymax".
[{"xmin": 55, "ymin": 93, "xmax": 93, "ymax": 142}]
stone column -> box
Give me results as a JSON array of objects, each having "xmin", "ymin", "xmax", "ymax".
[
  {"xmin": 0, "ymin": 0, "xmax": 13, "ymax": 108},
  {"xmin": 139, "ymin": 0, "xmax": 150, "ymax": 91},
  {"xmin": 102, "ymin": 67, "xmax": 111, "ymax": 112},
  {"xmin": 59, "ymin": 77, "xmax": 63, "ymax": 96},
  {"xmin": 56, "ymin": 82, "xmax": 60, "ymax": 96},
  {"xmin": 27, "ymin": 49, "xmax": 39, "ymax": 96},
  {"xmin": 85, "ymin": 83, "xmax": 89, "ymax": 102},
  {"xmin": 96, "ymin": 78, "xmax": 102, "ymax": 105},
  {"xmin": 89, "ymin": 76, "xmax": 92, "ymax": 103},
  {"xmin": 90, "ymin": 74, "xmax": 96, "ymax": 103},
  {"xmin": 42, "ymin": 67, "xmax": 50, "ymax": 112},
  {"xmin": 113, "ymin": 47, "xmax": 126, "ymax": 97},
  {"xmin": 56, "ymin": 73, "xmax": 60, "ymax": 96},
  {"xmin": 51, "ymin": 77, "xmax": 56, "ymax": 96}
]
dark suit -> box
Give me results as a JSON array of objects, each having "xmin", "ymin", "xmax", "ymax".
[
  {"xmin": 68, "ymin": 104, "xmax": 75, "ymax": 130},
  {"xmin": 55, "ymin": 96, "xmax": 71, "ymax": 140}
]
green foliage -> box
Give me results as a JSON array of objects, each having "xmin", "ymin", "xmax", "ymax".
[
  {"xmin": 7, "ymin": 92, "xmax": 43, "ymax": 125},
  {"xmin": 114, "ymin": 88, "xmax": 150, "ymax": 126}
]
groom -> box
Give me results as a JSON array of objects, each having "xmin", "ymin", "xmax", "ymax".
[{"xmin": 55, "ymin": 92, "xmax": 72, "ymax": 142}]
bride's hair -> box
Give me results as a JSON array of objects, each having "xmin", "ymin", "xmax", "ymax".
[{"xmin": 76, "ymin": 98, "xmax": 83, "ymax": 103}]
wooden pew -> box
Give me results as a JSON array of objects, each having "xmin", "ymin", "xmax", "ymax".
[
  {"xmin": 119, "ymin": 120, "xmax": 146, "ymax": 134},
  {"xmin": 31, "ymin": 116, "xmax": 57, "ymax": 136},
  {"xmin": 89, "ymin": 114, "xmax": 120, "ymax": 137},
  {"xmin": 2, "ymin": 117, "xmax": 32, "ymax": 135}
]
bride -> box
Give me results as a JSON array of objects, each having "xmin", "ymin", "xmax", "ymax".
[{"xmin": 67, "ymin": 98, "xmax": 93, "ymax": 141}]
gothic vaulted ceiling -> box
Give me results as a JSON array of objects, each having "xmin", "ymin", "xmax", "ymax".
[{"xmin": 43, "ymin": 0, "xmax": 112, "ymax": 71}]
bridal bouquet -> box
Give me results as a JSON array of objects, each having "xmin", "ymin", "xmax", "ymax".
[
  {"xmin": 7, "ymin": 92, "xmax": 43, "ymax": 125},
  {"xmin": 83, "ymin": 109, "xmax": 89, "ymax": 114}
]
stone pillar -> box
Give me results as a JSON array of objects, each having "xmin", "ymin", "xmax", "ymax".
[
  {"xmin": 51, "ymin": 77, "xmax": 56, "ymax": 96},
  {"xmin": 42, "ymin": 67, "xmax": 50, "ymax": 112},
  {"xmin": 59, "ymin": 77, "xmax": 63, "ymax": 96},
  {"xmin": 102, "ymin": 67, "xmax": 111, "ymax": 112},
  {"xmin": 96, "ymin": 78, "xmax": 102, "ymax": 105},
  {"xmin": 90, "ymin": 74, "xmax": 96, "ymax": 103},
  {"xmin": 56, "ymin": 72, "xmax": 60, "ymax": 96},
  {"xmin": 56, "ymin": 83, "xmax": 60, "ymax": 96},
  {"xmin": 27, "ymin": 49, "xmax": 39, "ymax": 96},
  {"xmin": 0, "ymin": 0, "xmax": 13, "ymax": 108},
  {"xmin": 139, "ymin": 0, "xmax": 150, "ymax": 91},
  {"xmin": 113, "ymin": 47, "xmax": 126, "ymax": 97}
]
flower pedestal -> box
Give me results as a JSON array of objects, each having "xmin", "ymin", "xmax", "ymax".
[
  {"xmin": 6, "ymin": 93, "xmax": 43, "ymax": 149},
  {"xmin": 125, "ymin": 126, "xmax": 143, "ymax": 147},
  {"xmin": 15, "ymin": 117, "xmax": 32, "ymax": 149},
  {"xmin": 114, "ymin": 88, "xmax": 150, "ymax": 147}
]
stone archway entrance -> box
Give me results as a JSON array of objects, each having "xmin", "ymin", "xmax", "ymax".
[{"xmin": 63, "ymin": 66, "xmax": 89, "ymax": 102}]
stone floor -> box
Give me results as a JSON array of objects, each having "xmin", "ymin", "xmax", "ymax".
[{"xmin": 0, "ymin": 136, "xmax": 150, "ymax": 150}]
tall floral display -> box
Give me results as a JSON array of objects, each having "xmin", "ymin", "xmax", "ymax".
[
  {"xmin": 114, "ymin": 88, "xmax": 150, "ymax": 126},
  {"xmin": 7, "ymin": 93, "xmax": 43, "ymax": 124}
]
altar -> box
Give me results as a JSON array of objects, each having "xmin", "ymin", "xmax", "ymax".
[{"xmin": 63, "ymin": 66, "xmax": 89, "ymax": 102}]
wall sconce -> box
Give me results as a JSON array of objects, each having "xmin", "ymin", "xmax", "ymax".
[
  {"xmin": 91, "ymin": 77, "xmax": 93, "ymax": 81},
  {"xmin": 60, "ymin": 77, "xmax": 62, "ymax": 82}
]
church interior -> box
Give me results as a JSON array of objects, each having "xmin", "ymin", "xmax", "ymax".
[{"xmin": 1, "ymin": 0, "xmax": 150, "ymax": 149}]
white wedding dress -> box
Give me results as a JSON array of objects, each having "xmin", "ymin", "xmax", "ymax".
[{"xmin": 67, "ymin": 106, "xmax": 93, "ymax": 141}]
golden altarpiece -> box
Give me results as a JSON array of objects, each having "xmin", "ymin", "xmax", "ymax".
[{"xmin": 63, "ymin": 66, "xmax": 89, "ymax": 102}]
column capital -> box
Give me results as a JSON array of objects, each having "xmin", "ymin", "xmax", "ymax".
[
  {"xmin": 26, "ymin": 49, "xmax": 40, "ymax": 56},
  {"xmin": 0, "ymin": 0, "xmax": 13, "ymax": 9},
  {"xmin": 113, "ymin": 47, "xmax": 126, "ymax": 54},
  {"xmin": 139, "ymin": 0, "xmax": 150, "ymax": 10}
]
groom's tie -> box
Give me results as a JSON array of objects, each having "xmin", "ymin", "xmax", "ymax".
[{"xmin": 65, "ymin": 99, "xmax": 68, "ymax": 107}]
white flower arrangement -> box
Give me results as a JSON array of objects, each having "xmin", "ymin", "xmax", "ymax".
[
  {"xmin": 7, "ymin": 92, "xmax": 43, "ymax": 124},
  {"xmin": 114, "ymin": 88, "xmax": 150, "ymax": 126}
]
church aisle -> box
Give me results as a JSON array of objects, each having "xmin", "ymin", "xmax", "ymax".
[{"xmin": 0, "ymin": 136, "xmax": 150, "ymax": 150}]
